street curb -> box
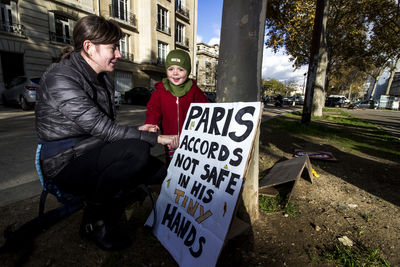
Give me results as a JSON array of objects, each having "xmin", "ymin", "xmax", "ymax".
[{"xmin": 0, "ymin": 180, "xmax": 42, "ymax": 208}]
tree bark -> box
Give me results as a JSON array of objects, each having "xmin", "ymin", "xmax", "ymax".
[
  {"xmin": 369, "ymin": 68, "xmax": 384, "ymax": 100},
  {"xmin": 302, "ymin": 0, "xmax": 329, "ymax": 122},
  {"xmin": 217, "ymin": 0, "xmax": 267, "ymax": 223},
  {"xmin": 385, "ymin": 56, "xmax": 400, "ymax": 95}
]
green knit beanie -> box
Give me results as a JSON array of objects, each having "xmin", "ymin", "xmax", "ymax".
[{"xmin": 165, "ymin": 49, "xmax": 191, "ymax": 74}]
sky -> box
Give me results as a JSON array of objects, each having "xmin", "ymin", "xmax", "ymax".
[{"xmin": 197, "ymin": 0, "xmax": 308, "ymax": 85}]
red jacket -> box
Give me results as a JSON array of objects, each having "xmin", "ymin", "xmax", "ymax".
[{"xmin": 145, "ymin": 79, "xmax": 209, "ymax": 135}]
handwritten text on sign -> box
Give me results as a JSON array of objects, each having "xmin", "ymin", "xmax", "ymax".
[{"xmin": 146, "ymin": 102, "xmax": 261, "ymax": 267}]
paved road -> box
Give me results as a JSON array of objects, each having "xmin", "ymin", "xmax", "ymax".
[
  {"xmin": 0, "ymin": 103, "xmax": 297, "ymax": 207},
  {"xmin": 346, "ymin": 108, "xmax": 400, "ymax": 139},
  {"xmin": 0, "ymin": 104, "xmax": 155, "ymax": 207}
]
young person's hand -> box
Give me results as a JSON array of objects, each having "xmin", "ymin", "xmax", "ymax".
[
  {"xmin": 157, "ymin": 135, "xmax": 179, "ymax": 149},
  {"xmin": 139, "ymin": 124, "xmax": 159, "ymax": 133}
]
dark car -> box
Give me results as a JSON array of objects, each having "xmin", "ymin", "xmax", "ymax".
[
  {"xmin": 124, "ymin": 87, "xmax": 152, "ymax": 105},
  {"xmin": 325, "ymin": 96, "xmax": 347, "ymax": 107},
  {"xmin": 348, "ymin": 100, "xmax": 378, "ymax": 109}
]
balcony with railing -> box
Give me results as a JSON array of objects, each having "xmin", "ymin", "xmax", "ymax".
[
  {"xmin": 120, "ymin": 51, "xmax": 134, "ymax": 62},
  {"xmin": 176, "ymin": 37, "xmax": 189, "ymax": 49},
  {"xmin": 109, "ymin": 4, "xmax": 137, "ymax": 29},
  {"xmin": 176, "ymin": 5, "xmax": 190, "ymax": 20},
  {"xmin": 49, "ymin": 31, "xmax": 72, "ymax": 45},
  {"xmin": 157, "ymin": 57, "xmax": 166, "ymax": 66},
  {"xmin": 156, "ymin": 23, "xmax": 171, "ymax": 35},
  {"xmin": 0, "ymin": 22, "xmax": 26, "ymax": 37}
]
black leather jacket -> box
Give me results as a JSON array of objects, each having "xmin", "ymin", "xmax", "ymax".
[{"xmin": 35, "ymin": 52, "xmax": 156, "ymax": 177}]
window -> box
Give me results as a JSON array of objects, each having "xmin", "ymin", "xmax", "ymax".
[
  {"xmin": 176, "ymin": 0, "xmax": 185, "ymax": 9},
  {"xmin": 114, "ymin": 70, "xmax": 132, "ymax": 92},
  {"xmin": 0, "ymin": 2, "xmax": 12, "ymax": 26},
  {"xmin": 112, "ymin": 0, "xmax": 128, "ymax": 21},
  {"xmin": 0, "ymin": 1, "xmax": 23, "ymax": 35},
  {"xmin": 176, "ymin": 22, "xmax": 185, "ymax": 44},
  {"xmin": 49, "ymin": 12, "xmax": 74, "ymax": 44},
  {"xmin": 175, "ymin": 0, "xmax": 189, "ymax": 19},
  {"xmin": 158, "ymin": 42, "xmax": 168, "ymax": 64},
  {"xmin": 157, "ymin": 5, "xmax": 169, "ymax": 34},
  {"xmin": 119, "ymin": 34, "xmax": 133, "ymax": 61},
  {"xmin": 55, "ymin": 15, "xmax": 70, "ymax": 43}
]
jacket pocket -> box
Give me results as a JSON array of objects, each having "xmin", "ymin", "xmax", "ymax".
[{"xmin": 41, "ymin": 148, "xmax": 74, "ymax": 179}]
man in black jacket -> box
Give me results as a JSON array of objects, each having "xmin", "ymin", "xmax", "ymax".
[{"xmin": 35, "ymin": 15, "xmax": 178, "ymax": 251}]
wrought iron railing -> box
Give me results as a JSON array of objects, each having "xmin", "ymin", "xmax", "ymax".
[
  {"xmin": 156, "ymin": 23, "xmax": 171, "ymax": 35},
  {"xmin": 49, "ymin": 31, "xmax": 73, "ymax": 44},
  {"xmin": 109, "ymin": 4, "xmax": 137, "ymax": 27},
  {"xmin": 176, "ymin": 5, "xmax": 190, "ymax": 19},
  {"xmin": 176, "ymin": 37, "xmax": 189, "ymax": 48},
  {"xmin": 120, "ymin": 51, "xmax": 134, "ymax": 62},
  {"xmin": 0, "ymin": 22, "xmax": 25, "ymax": 37},
  {"xmin": 157, "ymin": 58, "xmax": 166, "ymax": 65}
]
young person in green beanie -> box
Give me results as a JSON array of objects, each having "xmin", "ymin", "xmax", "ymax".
[{"xmin": 140, "ymin": 49, "xmax": 209, "ymax": 164}]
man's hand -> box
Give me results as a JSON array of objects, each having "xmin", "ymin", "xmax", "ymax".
[
  {"xmin": 157, "ymin": 135, "xmax": 179, "ymax": 149},
  {"xmin": 139, "ymin": 124, "xmax": 159, "ymax": 133}
]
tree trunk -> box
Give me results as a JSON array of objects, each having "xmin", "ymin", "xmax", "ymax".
[
  {"xmin": 369, "ymin": 68, "xmax": 384, "ymax": 100},
  {"xmin": 385, "ymin": 56, "xmax": 400, "ymax": 95},
  {"xmin": 302, "ymin": 0, "xmax": 329, "ymax": 122},
  {"xmin": 216, "ymin": 0, "xmax": 267, "ymax": 223}
]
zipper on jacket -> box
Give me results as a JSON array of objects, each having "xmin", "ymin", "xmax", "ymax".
[{"xmin": 176, "ymin": 97, "xmax": 180, "ymax": 136}]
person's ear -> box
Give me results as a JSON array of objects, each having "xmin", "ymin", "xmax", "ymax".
[{"xmin": 83, "ymin": 40, "xmax": 94, "ymax": 56}]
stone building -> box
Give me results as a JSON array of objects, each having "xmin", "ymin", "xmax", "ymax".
[
  {"xmin": 0, "ymin": 0, "xmax": 198, "ymax": 92},
  {"xmin": 195, "ymin": 42, "xmax": 218, "ymax": 92},
  {"xmin": 389, "ymin": 72, "xmax": 400, "ymax": 97}
]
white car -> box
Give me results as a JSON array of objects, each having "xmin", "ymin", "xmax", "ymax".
[{"xmin": 1, "ymin": 76, "xmax": 40, "ymax": 110}]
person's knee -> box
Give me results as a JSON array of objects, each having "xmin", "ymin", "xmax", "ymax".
[{"xmin": 122, "ymin": 139, "xmax": 151, "ymax": 166}]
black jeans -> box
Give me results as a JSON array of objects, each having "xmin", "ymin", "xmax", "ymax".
[{"xmin": 53, "ymin": 139, "xmax": 166, "ymax": 204}]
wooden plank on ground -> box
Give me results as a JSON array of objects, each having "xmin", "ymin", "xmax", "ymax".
[{"xmin": 259, "ymin": 155, "xmax": 313, "ymax": 190}]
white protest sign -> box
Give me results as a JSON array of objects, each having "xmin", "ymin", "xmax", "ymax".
[{"xmin": 145, "ymin": 102, "xmax": 261, "ymax": 267}]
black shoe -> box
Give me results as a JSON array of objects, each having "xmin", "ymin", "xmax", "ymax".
[{"xmin": 80, "ymin": 220, "xmax": 132, "ymax": 251}]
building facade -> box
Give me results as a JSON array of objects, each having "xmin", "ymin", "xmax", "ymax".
[
  {"xmin": 389, "ymin": 72, "xmax": 400, "ymax": 97},
  {"xmin": 195, "ymin": 42, "xmax": 218, "ymax": 92},
  {"xmin": 0, "ymin": 0, "xmax": 198, "ymax": 93}
]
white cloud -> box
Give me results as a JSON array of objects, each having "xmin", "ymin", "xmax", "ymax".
[
  {"xmin": 208, "ymin": 37, "xmax": 220, "ymax": 46},
  {"xmin": 197, "ymin": 34, "xmax": 203, "ymax": 43},
  {"xmin": 262, "ymin": 48, "xmax": 308, "ymax": 85}
]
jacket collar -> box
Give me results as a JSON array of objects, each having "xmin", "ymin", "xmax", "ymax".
[{"xmin": 71, "ymin": 51, "xmax": 104, "ymax": 84}]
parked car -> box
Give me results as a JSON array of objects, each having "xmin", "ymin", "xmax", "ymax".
[
  {"xmin": 124, "ymin": 87, "xmax": 152, "ymax": 105},
  {"xmin": 348, "ymin": 100, "xmax": 378, "ymax": 109},
  {"xmin": 325, "ymin": 96, "xmax": 348, "ymax": 107},
  {"xmin": 204, "ymin": 91, "xmax": 216, "ymax": 103},
  {"xmin": 1, "ymin": 76, "xmax": 40, "ymax": 110},
  {"xmin": 294, "ymin": 95, "xmax": 305, "ymax": 105},
  {"xmin": 114, "ymin": 91, "xmax": 122, "ymax": 108}
]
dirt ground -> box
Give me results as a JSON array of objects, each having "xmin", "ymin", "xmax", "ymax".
[{"xmin": 0, "ymin": 115, "xmax": 399, "ymax": 267}]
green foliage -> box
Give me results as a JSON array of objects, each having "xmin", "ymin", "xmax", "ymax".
[
  {"xmin": 265, "ymin": 0, "xmax": 400, "ymax": 96},
  {"xmin": 262, "ymin": 78, "xmax": 285, "ymax": 95},
  {"xmin": 259, "ymin": 188, "xmax": 297, "ymax": 217},
  {"xmin": 324, "ymin": 244, "xmax": 390, "ymax": 267},
  {"xmin": 259, "ymin": 194, "xmax": 281, "ymax": 213},
  {"xmin": 360, "ymin": 213, "xmax": 372, "ymax": 223}
]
